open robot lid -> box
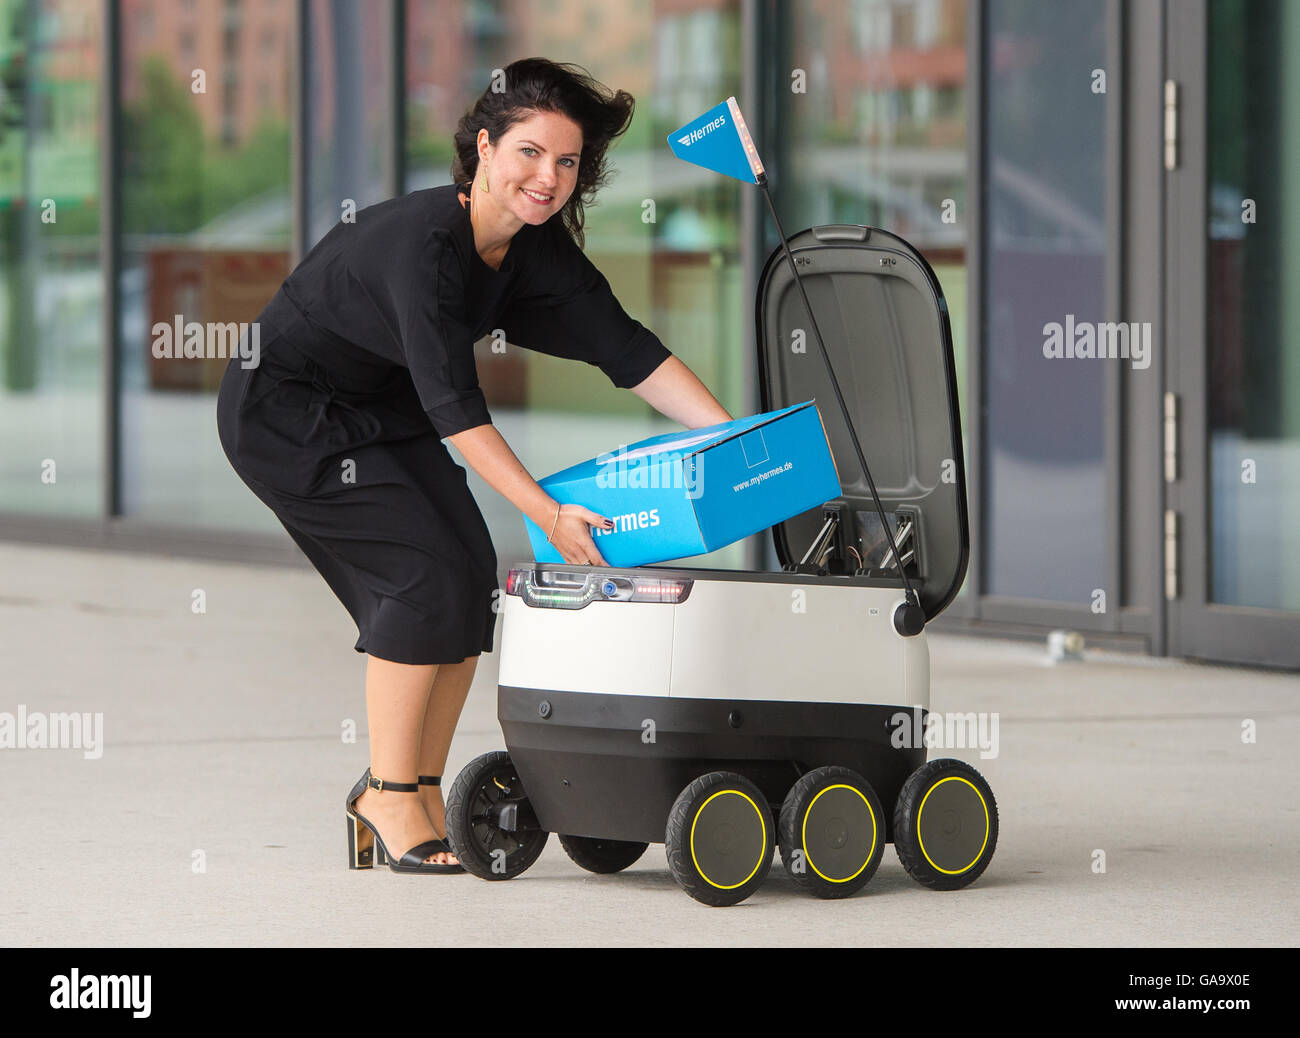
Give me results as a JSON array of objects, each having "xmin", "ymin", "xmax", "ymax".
[{"xmin": 755, "ymin": 223, "xmax": 970, "ymax": 621}]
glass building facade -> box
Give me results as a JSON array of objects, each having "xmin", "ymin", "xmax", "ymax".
[{"xmin": 1, "ymin": 0, "xmax": 1297, "ymax": 669}]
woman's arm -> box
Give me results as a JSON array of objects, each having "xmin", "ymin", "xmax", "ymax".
[
  {"xmin": 627, "ymin": 355, "xmax": 733, "ymax": 429},
  {"xmin": 446, "ymin": 423, "xmax": 613, "ymax": 565},
  {"xmin": 446, "ymin": 424, "xmax": 556, "ymax": 529}
]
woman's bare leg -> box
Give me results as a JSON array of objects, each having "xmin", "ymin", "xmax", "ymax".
[
  {"xmin": 352, "ymin": 654, "xmax": 444, "ymax": 865},
  {"xmin": 417, "ymin": 654, "xmax": 480, "ymax": 865}
]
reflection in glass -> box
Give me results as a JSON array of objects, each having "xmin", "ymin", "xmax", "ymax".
[
  {"xmin": 1207, "ymin": 0, "xmax": 1300, "ymax": 611},
  {"xmin": 0, "ymin": 0, "xmax": 102, "ymax": 516},
  {"xmin": 306, "ymin": 0, "xmax": 394, "ymax": 246},
  {"xmin": 984, "ymin": 0, "xmax": 1106, "ymax": 601},
  {"xmin": 118, "ymin": 0, "xmax": 292, "ymax": 528}
]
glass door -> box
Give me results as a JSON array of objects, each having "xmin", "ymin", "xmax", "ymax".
[{"xmin": 1166, "ymin": 0, "xmax": 1300, "ymax": 667}]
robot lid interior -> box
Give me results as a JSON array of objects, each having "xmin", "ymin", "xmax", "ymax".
[{"xmin": 755, "ymin": 223, "xmax": 970, "ymax": 621}]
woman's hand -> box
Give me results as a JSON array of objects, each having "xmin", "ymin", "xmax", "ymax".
[
  {"xmin": 443, "ymin": 426, "xmax": 616, "ymax": 567},
  {"xmin": 547, "ymin": 503, "xmax": 614, "ymax": 566}
]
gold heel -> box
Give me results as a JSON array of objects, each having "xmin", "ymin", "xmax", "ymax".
[{"xmin": 346, "ymin": 812, "xmax": 374, "ymax": 869}]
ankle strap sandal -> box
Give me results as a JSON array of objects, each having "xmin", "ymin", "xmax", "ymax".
[{"xmin": 344, "ymin": 768, "xmax": 463, "ymax": 874}]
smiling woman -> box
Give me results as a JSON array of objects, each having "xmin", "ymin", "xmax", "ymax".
[
  {"xmin": 215, "ymin": 56, "xmax": 731, "ymax": 879},
  {"xmin": 450, "ymin": 58, "xmax": 639, "ymax": 252},
  {"xmin": 457, "ymin": 116, "xmax": 580, "ymax": 269}
]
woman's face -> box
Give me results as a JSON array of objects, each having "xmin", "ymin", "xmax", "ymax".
[{"xmin": 478, "ymin": 111, "xmax": 583, "ymax": 225}]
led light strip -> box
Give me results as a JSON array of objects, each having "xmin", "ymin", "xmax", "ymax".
[
  {"xmin": 508, "ymin": 568, "xmax": 693, "ymax": 609},
  {"xmin": 726, "ymin": 96, "xmax": 765, "ymax": 180}
]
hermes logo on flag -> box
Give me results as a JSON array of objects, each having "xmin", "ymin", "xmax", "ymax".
[
  {"xmin": 677, "ymin": 113, "xmax": 726, "ymax": 147},
  {"xmin": 667, "ymin": 97, "xmax": 764, "ymax": 184}
]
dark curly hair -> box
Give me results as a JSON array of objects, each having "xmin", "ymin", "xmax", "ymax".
[{"xmin": 450, "ymin": 57, "xmax": 635, "ymax": 251}]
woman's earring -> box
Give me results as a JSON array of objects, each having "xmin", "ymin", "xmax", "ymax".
[{"xmin": 479, "ymin": 165, "xmax": 490, "ymax": 193}]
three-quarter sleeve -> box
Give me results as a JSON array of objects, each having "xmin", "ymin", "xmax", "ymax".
[
  {"xmin": 498, "ymin": 221, "xmax": 672, "ymax": 389},
  {"xmin": 398, "ymin": 229, "xmax": 493, "ymax": 438}
]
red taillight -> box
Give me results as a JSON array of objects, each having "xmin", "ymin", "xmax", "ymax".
[{"xmin": 628, "ymin": 581, "xmax": 688, "ymax": 603}]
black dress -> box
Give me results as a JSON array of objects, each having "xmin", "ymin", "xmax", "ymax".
[{"xmin": 215, "ymin": 182, "xmax": 673, "ymax": 665}]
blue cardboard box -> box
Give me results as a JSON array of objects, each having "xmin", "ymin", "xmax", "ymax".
[{"xmin": 523, "ymin": 400, "xmax": 841, "ymax": 566}]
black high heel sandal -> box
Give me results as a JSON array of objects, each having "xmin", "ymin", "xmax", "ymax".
[
  {"xmin": 345, "ymin": 768, "xmax": 463, "ymax": 874},
  {"xmin": 371, "ymin": 774, "xmax": 464, "ymax": 872}
]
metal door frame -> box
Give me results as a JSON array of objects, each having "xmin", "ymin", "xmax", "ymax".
[{"xmin": 1165, "ymin": 0, "xmax": 1300, "ymax": 668}]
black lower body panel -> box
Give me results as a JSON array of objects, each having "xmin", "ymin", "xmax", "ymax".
[{"xmin": 498, "ymin": 686, "xmax": 926, "ymax": 846}]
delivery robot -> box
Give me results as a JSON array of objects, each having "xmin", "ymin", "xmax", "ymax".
[{"xmin": 445, "ymin": 218, "xmax": 997, "ymax": 906}]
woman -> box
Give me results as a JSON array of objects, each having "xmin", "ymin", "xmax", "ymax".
[{"xmin": 215, "ymin": 58, "xmax": 732, "ymax": 873}]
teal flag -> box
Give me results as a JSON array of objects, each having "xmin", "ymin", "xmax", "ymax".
[{"xmin": 667, "ymin": 97, "xmax": 765, "ymax": 184}]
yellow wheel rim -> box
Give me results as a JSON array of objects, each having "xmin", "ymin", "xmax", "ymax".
[
  {"xmin": 801, "ymin": 783, "xmax": 877, "ymax": 883},
  {"xmin": 689, "ymin": 789, "xmax": 767, "ymax": 890},
  {"xmin": 916, "ymin": 776, "xmax": 989, "ymax": 875}
]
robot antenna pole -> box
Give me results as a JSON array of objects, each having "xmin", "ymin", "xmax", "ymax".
[{"xmin": 757, "ymin": 174, "xmax": 919, "ymax": 609}]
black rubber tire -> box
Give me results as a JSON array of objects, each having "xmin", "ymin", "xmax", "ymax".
[
  {"xmin": 893, "ymin": 758, "xmax": 998, "ymax": 890},
  {"xmin": 558, "ymin": 834, "xmax": 649, "ymax": 874},
  {"xmin": 778, "ymin": 765, "xmax": 885, "ymax": 899},
  {"xmin": 665, "ymin": 771, "xmax": 774, "ymax": 907},
  {"xmin": 445, "ymin": 750, "xmax": 549, "ymax": 881}
]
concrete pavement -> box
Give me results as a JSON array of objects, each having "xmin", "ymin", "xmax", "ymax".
[{"xmin": 1, "ymin": 541, "xmax": 1296, "ymax": 946}]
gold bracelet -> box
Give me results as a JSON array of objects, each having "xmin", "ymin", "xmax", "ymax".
[{"xmin": 546, "ymin": 503, "xmax": 561, "ymax": 543}]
